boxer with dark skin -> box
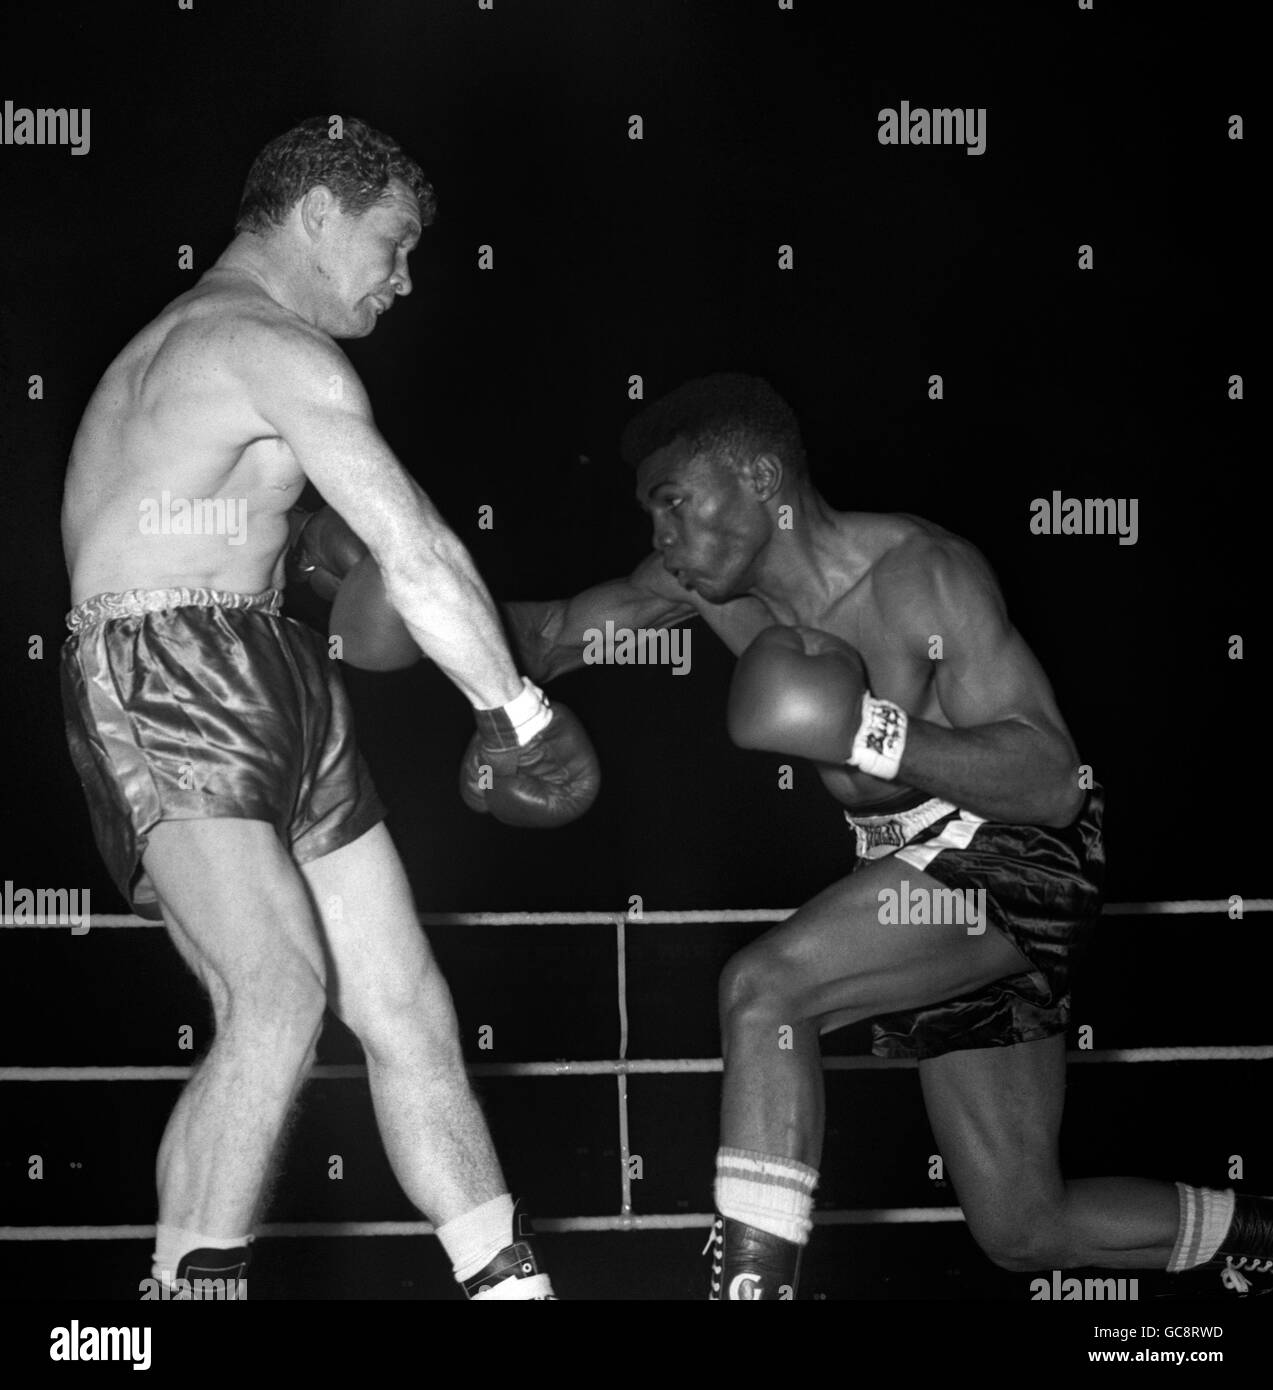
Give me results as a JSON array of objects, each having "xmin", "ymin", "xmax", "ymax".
[
  {"xmin": 60, "ymin": 117, "xmax": 595, "ymax": 1299},
  {"xmin": 321, "ymin": 373, "xmax": 1273, "ymax": 1298}
]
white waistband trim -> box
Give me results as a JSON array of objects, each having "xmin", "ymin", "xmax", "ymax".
[{"xmin": 844, "ymin": 796, "xmax": 960, "ymax": 861}]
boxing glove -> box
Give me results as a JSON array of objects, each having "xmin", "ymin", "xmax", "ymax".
[
  {"xmin": 728, "ymin": 624, "xmax": 907, "ymax": 779},
  {"xmin": 460, "ymin": 679, "xmax": 601, "ymax": 827},
  {"xmin": 330, "ymin": 560, "xmax": 422, "ymax": 671},
  {"xmin": 286, "ymin": 506, "xmax": 367, "ymax": 602}
]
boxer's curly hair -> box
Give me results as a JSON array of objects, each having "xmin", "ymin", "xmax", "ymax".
[
  {"xmin": 234, "ymin": 115, "xmax": 436, "ymax": 235},
  {"xmin": 619, "ymin": 373, "xmax": 807, "ymax": 477}
]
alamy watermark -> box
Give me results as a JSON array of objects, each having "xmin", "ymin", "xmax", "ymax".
[
  {"xmin": 1, "ymin": 101, "xmax": 90, "ymax": 155},
  {"xmin": 139, "ymin": 492, "xmax": 247, "ymax": 544},
  {"xmin": 582, "ymin": 621, "xmax": 691, "ymax": 675},
  {"xmin": 1031, "ymin": 1270, "xmax": 1139, "ymax": 1300},
  {"xmin": 139, "ymin": 1274, "xmax": 248, "ymax": 1301},
  {"xmin": 49, "ymin": 1323, "xmax": 150, "ymax": 1370},
  {"xmin": 877, "ymin": 880, "xmax": 986, "ymax": 935},
  {"xmin": 877, "ymin": 102, "xmax": 986, "ymax": 156},
  {"xmin": 1, "ymin": 882, "xmax": 90, "ymax": 934},
  {"xmin": 1030, "ymin": 492, "xmax": 1138, "ymax": 545}
]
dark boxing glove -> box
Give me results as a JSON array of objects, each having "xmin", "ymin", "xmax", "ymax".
[
  {"xmin": 330, "ymin": 561, "xmax": 422, "ymax": 671},
  {"xmin": 727, "ymin": 624, "xmax": 908, "ymax": 778},
  {"xmin": 460, "ymin": 679, "xmax": 600, "ymax": 828},
  {"xmin": 286, "ymin": 506, "xmax": 368, "ymax": 602},
  {"xmin": 288, "ymin": 507, "xmax": 419, "ymax": 670}
]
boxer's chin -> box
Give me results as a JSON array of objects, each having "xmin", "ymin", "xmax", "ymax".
[{"xmin": 692, "ymin": 576, "xmax": 731, "ymax": 604}]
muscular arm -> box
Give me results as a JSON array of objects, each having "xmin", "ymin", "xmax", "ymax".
[
  {"xmin": 326, "ymin": 537, "xmax": 762, "ymax": 681},
  {"xmin": 885, "ymin": 547, "xmax": 1084, "ymax": 827},
  {"xmin": 318, "ymin": 538, "xmax": 699, "ymax": 679},
  {"xmin": 504, "ymin": 554, "xmax": 698, "ymax": 684},
  {"xmin": 244, "ymin": 323, "xmax": 520, "ymax": 708}
]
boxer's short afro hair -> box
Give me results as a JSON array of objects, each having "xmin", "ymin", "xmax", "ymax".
[
  {"xmin": 234, "ymin": 115, "xmax": 436, "ymax": 235},
  {"xmin": 619, "ymin": 373, "xmax": 807, "ymax": 477}
]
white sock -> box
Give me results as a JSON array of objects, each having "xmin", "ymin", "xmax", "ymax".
[
  {"xmin": 714, "ymin": 1147, "xmax": 818, "ymax": 1245},
  {"xmin": 152, "ymin": 1224, "xmax": 253, "ymax": 1286},
  {"xmin": 436, "ymin": 1194, "xmax": 517, "ymax": 1283},
  {"xmin": 1167, "ymin": 1183, "xmax": 1236, "ymax": 1273}
]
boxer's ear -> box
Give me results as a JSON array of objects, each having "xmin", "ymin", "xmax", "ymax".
[
  {"xmin": 299, "ymin": 185, "xmax": 339, "ymax": 238},
  {"xmin": 741, "ymin": 452, "xmax": 783, "ymax": 501}
]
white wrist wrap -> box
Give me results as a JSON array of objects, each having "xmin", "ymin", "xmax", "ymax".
[
  {"xmin": 501, "ymin": 677, "xmax": 553, "ymax": 746},
  {"xmin": 849, "ymin": 695, "xmax": 908, "ymax": 780}
]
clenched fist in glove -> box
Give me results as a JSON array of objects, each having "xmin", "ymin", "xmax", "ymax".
[
  {"xmin": 727, "ymin": 625, "xmax": 908, "ymax": 780},
  {"xmin": 286, "ymin": 506, "xmax": 368, "ymax": 602},
  {"xmin": 460, "ymin": 678, "xmax": 601, "ymax": 828}
]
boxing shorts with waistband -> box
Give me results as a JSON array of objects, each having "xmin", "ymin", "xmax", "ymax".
[
  {"xmin": 60, "ymin": 587, "xmax": 386, "ymax": 920},
  {"xmin": 845, "ymin": 786, "xmax": 1105, "ymax": 1060}
]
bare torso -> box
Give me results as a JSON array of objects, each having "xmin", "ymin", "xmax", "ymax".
[
  {"xmin": 689, "ymin": 512, "xmax": 1017, "ymax": 814},
  {"xmin": 62, "ymin": 271, "xmax": 312, "ymax": 602}
]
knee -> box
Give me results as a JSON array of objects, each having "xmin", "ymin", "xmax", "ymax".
[
  {"xmin": 718, "ymin": 946, "xmax": 803, "ymax": 1036},
  {"xmin": 970, "ymin": 1205, "xmax": 1071, "ymax": 1273},
  {"xmin": 220, "ymin": 964, "xmax": 327, "ymax": 1055},
  {"xmin": 339, "ymin": 966, "xmax": 456, "ymax": 1062}
]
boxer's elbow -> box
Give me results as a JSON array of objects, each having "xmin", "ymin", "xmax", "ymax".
[
  {"xmin": 378, "ymin": 532, "xmax": 460, "ymax": 591},
  {"xmin": 1037, "ymin": 759, "xmax": 1086, "ymax": 827},
  {"xmin": 378, "ymin": 533, "xmax": 479, "ymax": 625},
  {"xmin": 1049, "ymin": 779, "xmax": 1087, "ymax": 828}
]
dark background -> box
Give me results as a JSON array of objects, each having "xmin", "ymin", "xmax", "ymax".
[{"xmin": 0, "ymin": 0, "xmax": 1264, "ymax": 1305}]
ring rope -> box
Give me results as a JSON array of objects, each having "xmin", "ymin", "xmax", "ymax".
[
  {"xmin": 4, "ymin": 899, "xmax": 1268, "ymax": 929},
  {"xmin": 5, "ymin": 900, "xmax": 1266, "ymax": 1251},
  {"xmin": 3, "ymin": 1046, "xmax": 1270, "ymax": 1085},
  {"xmin": 0, "ymin": 1209, "xmax": 966, "ymax": 1242}
]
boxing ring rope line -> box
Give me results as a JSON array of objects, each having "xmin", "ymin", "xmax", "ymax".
[
  {"xmin": 5, "ymin": 902, "xmax": 1268, "ymax": 1250},
  {"xmin": 4, "ymin": 898, "xmax": 1270, "ymax": 929},
  {"xmin": 2, "ymin": 1047, "xmax": 1272, "ymax": 1085},
  {"xmin": 0, "ymin": 1210, "xmax": 967, "ymax": 1242}
]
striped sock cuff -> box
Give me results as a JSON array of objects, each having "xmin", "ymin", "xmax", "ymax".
[
  {"xmin": 714, "ymin": 1147, "xmax": 818, "ymax": 1246},
  {"xmin": 1168, "ymin": 1183, "xmax": 1236, "ymax": 1273}
]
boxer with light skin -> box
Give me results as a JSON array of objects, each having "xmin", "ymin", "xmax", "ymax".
[
  {"xmin": 321, "ymin": 373, "xmax": 1273, "ymax": 1299},
  {"xmin": 60, "ymin": 116, "xmax": 597, "ymax": 1301}
]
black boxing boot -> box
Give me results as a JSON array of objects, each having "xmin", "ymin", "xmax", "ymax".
[
  {"xmin": 1162, "ymin": 1192, "xmax": 1273, "ymax": 1297},
  {"xmin": 173, "ymin": 1244, "xmax": 252, "ymax": 1300},
  {"xmin": 705, "ymin": 1214, "xmax": 801, "ymax": 1300},
  {"xmin": 1210, "ymin": 1194, "xmax": 1273, "ymax": 1294},
  {"xmin": 461, "ymin": 1239, "xmax": 556, "ymax": 1300}
]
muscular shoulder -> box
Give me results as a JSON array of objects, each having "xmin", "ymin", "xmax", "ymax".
[
  {"xmin": 142, "ymin": 279, "xmax": 363, "ymax": 416},
  {"xmin": 868, "ymin": 517, "xmax": 1006, "ymax": 644},
  {"xmin": 212, "ymin": 289, "xmax": 361, "ymax": 405}
]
